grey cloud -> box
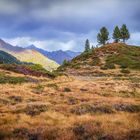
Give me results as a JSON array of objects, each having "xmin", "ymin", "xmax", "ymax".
[{"xmin": 0, "ymin": 0, "xmax": 140, "ymax": 51}]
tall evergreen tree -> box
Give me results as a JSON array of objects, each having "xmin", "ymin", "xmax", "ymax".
[
  {"xmin": 120, "ymin": 24, "xmax": 130, "ymax": 43},
  {"xmin": 113, "ymin": 26, "xmax": 121, "ymax": 43},
  {"xmin": 85, "ymin": 39, "xmax": 90, "ymax": 52},
  {"xmin": 97, "ymin": 27, "xmax": 109, "ymax": 45}
]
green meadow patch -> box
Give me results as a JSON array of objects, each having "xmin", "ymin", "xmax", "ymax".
[{"xmin": 0, "ymin": 74, "xmax": 28, "ymax": 84}]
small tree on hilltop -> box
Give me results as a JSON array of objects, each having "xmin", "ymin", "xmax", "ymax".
[
  {"xmin": 85, "ymin": 39, "xmax": 90, "ymax": 52},
  {"xmin": 91, "ymin": 45, "xmax": 96, "ymax": 54},
  {"xmin": 63, "ymin": 59, "xmax": 69, "ymax": 66},
  {"xmin": 120, "ymin": 24, "xmax": 130, "ymax": 43},
  {"xmin": 91, "ymin": 45, "xmax": 94, "ymax": 50},
  {"xmin": 113, "ymin": 26, "xmax": 121, "ymax": 43},
  {"xmin": 97, "ymin": 27, "xmax": 109, "ymax": 45}
]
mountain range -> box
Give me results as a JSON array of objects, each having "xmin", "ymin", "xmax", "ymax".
[
  {"xmin": 27, "ymin": 45, "xmax": 81, "ymax": 64},
  {"xmin": 0, "ymin": 39, "xmax": 81, "ymax": 71},
  {"xmin": 0, "ymin": 39, "xmax": 59, "ymax": 71}
]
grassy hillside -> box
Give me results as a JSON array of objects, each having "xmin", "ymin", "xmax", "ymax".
[
  {"xmin": 0, "ymin": 50, "xmax": 57, "ymax": 78},
  {"xmin": 0, "ymin": 68, "xmax": 139, "ymax": 140},
  {"xmin": 58, "ymin": 43, "xmax": 140, "ymax": 75},
  {"xmin": 97, "ymin": 43, "xmax": 140, "ymax": 69},
  {"xmin": 11, "ymin": 49, "xmax": 59, "ymax": 71},
  {"xmin": 0, "ymin": 64, "xmax": 57, "ymax": 78},
  {"xmin": 0, "ymin": 50, "xmax": 21, "ymax": 64}
]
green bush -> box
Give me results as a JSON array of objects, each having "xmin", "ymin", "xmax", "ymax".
[
  {"xmin": 64, "ymin": 87, "xmax": 71, "ymax": 92},
  {"xmin": 47, "ymin": 83, "xmax": 58, "ymax": 90},
  {"xmin": 70, "ymin": 63, "xmax": 81, "ymax": 69},
  {"xmin": 101, "ymin": 63, "xmax": 115, "ymax": 70},
  {"xmin": 120, "ymin": 69, "xmax": 130, "ymax": 74},
  {"xmin": 91, "ymin": 57, "xmax": 100, "ymax": 66},
  {"xmin": 0, "ymin": 74, "xmax": 28, "ymax": 84},
  {"xmin": 62, "ymin": 60, "xmax": 71, "ymax": 66},
  {"xmin": 32, "ymin": 84, "xmax": 45, "ymax": 94},
  {"xmin": 9, "ymin": 96, "xmax": 22, "ymax": 103},
  {"xmin": 120, "ymin": 63, "xmax": 128, "ymax": 69},
  {"xmin": 100, "ymin": 66, "xmax": 108, "ymax": 70}
]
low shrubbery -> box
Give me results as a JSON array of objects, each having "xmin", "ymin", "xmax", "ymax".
[
  {"xmin": 120, "ymin": 69, "xmax": 130, "ymax": 74},
  {"xmin": 25, "ymin": 104, "xmax": 49, "ymax": 116},
  {"xmin": 90, "ymin": 56, "xmax": 101, "ymax": 66},
  {"xmin": 0, "ymin": 64, "xmax": 57, "ymax": 78},
  {"xmin": 71, "ymin": 104, "xmax": 115, "ymax": 115},
  {"xmin": 67, "ymin": 97, "xmax": 78, "ymax": 105},
  {"xmin": 0, "ymin": 74, "xmax": 28, "ymax": 84},
  {"xmin": 0, "ymin": 97, "xmax": 10, "ymax": 105},
  {"xmin": 8, "ymin": 96, "xmax": 22, "ymax": 103},
  {"xmin": 32, "ymin": 84, "xmax": 45, "ymax": 94},
  {"xmin": 71, "ymin": 103, "xmax": 140, "ymax": 115},
  {"xmin": 101, "ymin": 63, "xmax": 115, "ymax": 70},
  {"xmin": 63, "ymin": 87, "xmax": 71, "ymax": 92},
  {"xmin": 73, "ymin": 122, "xmax": 104, "ymax": 140},
  {"xmin": 0, "ymin": 130, "xmax": 11, "ymax": 139},
  {"xmin": 47, "ymin": 83, "xmax": 58, "ymax": 90},
  {"xmin": 114, "ymin": 104, "xmax": 140, "ymax": 113}
]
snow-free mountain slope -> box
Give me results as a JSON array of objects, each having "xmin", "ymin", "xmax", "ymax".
[
  {"xmin": 27, "ymin": 45, "xmax": 81, "ymax": 64},
  {"xmin": 0, "ymin": 39, "xmax": 59, "ymax": 71}
]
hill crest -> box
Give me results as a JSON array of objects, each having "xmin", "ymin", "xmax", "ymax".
[{"xmin": 58, "ymin": 43, "xmax": 140, "ymax": 76}]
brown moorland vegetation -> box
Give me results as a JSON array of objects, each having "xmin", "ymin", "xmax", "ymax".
[
  {"xmin": 0, "ymin": 43, "xmax": 140, "ymax": 140},
  {"xmin": 0, "ymin": 67, "xmax": 140, "ymax": 140}
]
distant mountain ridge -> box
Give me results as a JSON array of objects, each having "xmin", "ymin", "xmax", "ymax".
[
  {"xmin": 0, "ymin": 39, "xmax": 59, "ymax": 71},
  {"xmin": 27, "ymin": 45, "xmax": 81, "ymax": 64}
]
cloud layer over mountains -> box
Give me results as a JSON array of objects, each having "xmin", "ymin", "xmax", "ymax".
[{"xmin": 0, "ymin": 0, "xmax": 140, "ymax": 51}]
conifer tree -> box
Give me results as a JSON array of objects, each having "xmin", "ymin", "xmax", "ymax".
[
  {"xmin": 85, "ymin": 39, "xmax": 90, "ymax": 52},
  {"xmin": 113, "ymin": 26, "xmax": 121, "ymax": 43},
  {"xmin": 91, "ymin": 45, "xmax": 94, "ymax": 50},
  {"xmin": 97, "ymin": 27, "xmax": 109, "ymax": 45},
  {"xmin": 63, "ymin": 59, "xmax": 69, "ymax": 66},
  {"xmin": 120, "ymin": 24, "xmax": 130, "ymax": 43}
]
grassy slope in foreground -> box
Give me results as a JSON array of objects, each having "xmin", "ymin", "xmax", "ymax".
[{"xmin": 0, "ymin": 69, "xmax": 139, "ymax": 140}]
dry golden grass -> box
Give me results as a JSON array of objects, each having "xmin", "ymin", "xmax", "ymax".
[{"xmin": 0, "ymin": 69, "xmax": 140, "ymax": 140}]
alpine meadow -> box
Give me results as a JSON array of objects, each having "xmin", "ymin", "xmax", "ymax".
[{"xmin": 0, "ymin": 0, "xmax": 140, "ymax": 140}]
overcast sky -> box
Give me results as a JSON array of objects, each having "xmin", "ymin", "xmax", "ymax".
[{"xmin": 0, "ymin": 0, "xmax": 140, "ymax": 51}]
